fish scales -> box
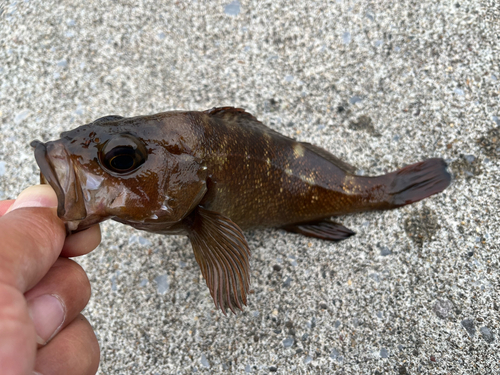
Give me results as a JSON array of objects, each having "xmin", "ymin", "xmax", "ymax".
[
  {"xmin": 31, "ymin": 107, "xmax": 451, "ymax": 314},
  {"xmin": 200, "ymin": 109, "xmax": 354, "ymax": 228}
]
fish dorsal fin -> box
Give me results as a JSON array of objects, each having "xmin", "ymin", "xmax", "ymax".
[
  {"xmin": 205, "ymin": 106, "xmax": 295, "ymax": 139},
  {"xmin": 300, "ymin": 142, "xmax": 357, "ymax": 174},
  {"xmin": 205, "ymin": 107, "xmax": 357, "ymax": 173},
  {"xmin": 92, "ymin": 115, "xmax": 124, "ymax": 124},
  {"xmin": 205, "ymin": 107, "xmax": 258, "ymax": 121},
  {"xmin": 186, "ymin": 206, "xmax": 251, "ymax": 314}
]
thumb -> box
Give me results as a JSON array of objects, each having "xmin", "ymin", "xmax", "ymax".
[
  {"xmin": 0, "ymin": 185, "xmax": 64, "ymax": 375},
  {"xmin": 6, "ymin": 184, "xmax": 58, "ymax": 213},
  {"xmin": 1, "ymin": 184, "xmax": 65, "ymax": 292}
]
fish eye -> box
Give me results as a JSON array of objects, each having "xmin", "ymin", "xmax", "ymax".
[
  {"xmin": 99, "ymin": 135, "xmax": 147, "ymax": 174},
  {"xmin": 107, "ymin": 148, "xmax": 136, "ymax": 171}
]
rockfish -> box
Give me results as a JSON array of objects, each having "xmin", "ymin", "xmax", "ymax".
[{"xmin": 31, "ymin": 107, "xmax": 451, "ymax": 313}]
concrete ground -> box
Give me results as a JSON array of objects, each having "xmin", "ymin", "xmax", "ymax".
[{"xmin": 1, "ymin": 0, "xmax": 499, "ymax": 374}]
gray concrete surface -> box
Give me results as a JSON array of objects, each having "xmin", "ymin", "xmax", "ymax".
[{"xmin": 1, "ymin": 0, "xmax": 499, "ymax": 374}]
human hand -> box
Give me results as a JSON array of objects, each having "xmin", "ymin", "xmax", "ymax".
[{"xmin": 0, "ymin": 185, "xmax": 101, "ymax": 375}]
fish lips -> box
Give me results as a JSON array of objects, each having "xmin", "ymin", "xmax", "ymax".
[{"xmin": 31, "ymin": 140, "xmax": 87, "ymax": 223}]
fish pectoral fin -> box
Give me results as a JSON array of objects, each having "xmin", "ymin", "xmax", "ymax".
[
  {"xmin": 283, "ymin": 220, "xmax": 356, "ymax": 242},
  {"xmin": 186, "ymin": 206, "xmax": 251, "ymax": 315}
]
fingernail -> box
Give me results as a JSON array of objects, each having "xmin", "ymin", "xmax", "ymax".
[
  {"xmin": 7, "ymin": 185, "xmax": 57, "ymax": 213},
  {"xmin": 27, "ymin": 294, "xmax": 66, "ymax": 345}
]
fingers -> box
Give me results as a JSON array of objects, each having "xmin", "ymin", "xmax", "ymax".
[
  {"xmin": 0, "ymin": 185, "xmax": 65, "ymax": 292},
  {"xmin": 0, "ymin": 285, "xmax": 36, "ymax": 375},
  {"xmin": 35, "ymin": 314, "xmax": 100, "ymax": 375},
  {"xmin": 0, "ymin": 186, "xmax": 102, "ymax": 259},
  {"xmin": 25, "ymin": 258, "xmax": 91, "ymax": 345},
  {"xmin": 0, "ymin": 185, "xmax": 101, "ymax": 375},
  {"xmin": 0, "ymin": 199, "xmax": 14, "ymax": 216},
  {"xmin": 61, "ymin": 224, "xmax": 102, "ymax": 257}
]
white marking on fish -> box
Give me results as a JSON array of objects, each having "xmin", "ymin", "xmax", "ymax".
[
  {"xmin": 85, "ymin": 173, "xmax": 104, "ymax": 190},
  {"xmin": 109, "ymin": 191, "xmax": 128, "ymax": 209},
  {"xmin": 342, "ymin": 175, "xmax": 357, "ymax": 193},
  {"xmin": 161, "ymin": 196, "xmax": 174, "ymax": 213},
  {"xmin": 299, "ymin": 174, "xmax": 315, "ymax": 185},
  {"xmin": 293, "ymin": 143, "xmax": 305, "ymax": 158},
  {"xmin": 83, "ymin": 189, "xmax": 91, "ymax": 202}
]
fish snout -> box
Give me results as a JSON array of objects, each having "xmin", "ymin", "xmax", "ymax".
[{"xmin": 31, "ymin": 140, "xmax": 87, "ymax": 225}]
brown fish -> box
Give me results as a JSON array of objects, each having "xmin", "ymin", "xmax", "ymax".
[{"xmin": 31, "ymin": 107, "xmax": 451, "ymax": 313}]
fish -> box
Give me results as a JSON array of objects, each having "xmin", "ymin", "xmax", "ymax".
[{"xmin": 31, "ymin": 107, "xmax": 451, "ymax": 313}]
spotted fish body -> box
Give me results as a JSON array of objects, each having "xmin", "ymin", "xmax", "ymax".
[{"xmin": 31, "ymin": 107, "xmax": 451, "ymax": 313}]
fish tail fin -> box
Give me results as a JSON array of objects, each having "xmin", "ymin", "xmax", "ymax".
[{"xmin": 385, "ymin": 158, "xmax": 451, "ymax": 208}]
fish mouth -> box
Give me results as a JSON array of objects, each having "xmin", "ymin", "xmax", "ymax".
[{"xmin": 31, "ymin": 140, "xmax": 87, "ymax": 224}]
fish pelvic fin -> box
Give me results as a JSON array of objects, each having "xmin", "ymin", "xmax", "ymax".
[
  {"xmin": 386, "ymin": 158, "xmax": 451, "ymax": 207},
  {"xmin": 283, "ymin": 220, "xmax": 355, "ymax": 242},
  {"xmin": 185, "ymin": 206, "xmax": 251, "ymax": 315}
]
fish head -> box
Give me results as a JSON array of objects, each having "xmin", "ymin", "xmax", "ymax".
[{"xmin": 31, "ymin": 115, "xmax": 207, "ymax": 233}]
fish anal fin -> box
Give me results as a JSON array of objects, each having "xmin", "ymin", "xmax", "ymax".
[
  {"xmin": 283, "ymin": 220, "xmax": 355, "ymax": 242},
  {"xmin": 300, "ymin": 142, "xmax": 357, "ymax": 174},
  {"xmin": 185, "ymin": 206, "xmax": 251, "ymax": 314}
]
